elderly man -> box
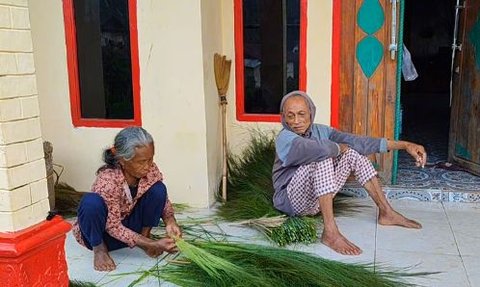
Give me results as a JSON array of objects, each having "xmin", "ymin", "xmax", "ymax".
[{"xmin": 272, "ymin": 91, "xmax": 426, "ymax": 255}]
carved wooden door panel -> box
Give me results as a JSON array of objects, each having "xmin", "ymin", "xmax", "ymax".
[
  {"xmin": 339, "ymin": 0, "xmax": 397, "ymax": 182},
  {"xmin": 449, "ymin": 0, "xmax": 480, "ymax": 175}
]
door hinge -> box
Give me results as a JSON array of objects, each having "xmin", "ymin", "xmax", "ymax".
[{"xmin": 452, "ymin": 43, "xmax": 463, "ymax": 51}]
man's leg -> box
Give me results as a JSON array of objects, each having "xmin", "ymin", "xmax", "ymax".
[
  {"xmin": 77, "ymin": 193, "xmax": 116, "ymax": 271},
  {"xmin": 319, "ymin": 193, "xmax": 362, "ymax": 255},
  {"xmin": 363, "ymin": 177, "xmax": 421, "ymax": 228},
  {"xmin": 345, "ymin": 149, "xmax": 421, "ymax": 229},
  {"xmin": 287, "ymin": 160, "xmax": 362, "ymax": 255}
]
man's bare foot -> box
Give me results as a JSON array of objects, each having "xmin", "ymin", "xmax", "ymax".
[
  {"xmin": 378, "ymin": 210, "xmax": 422, "ymax": 229},
  {"xmin": 93, "ymin": 243, "xmax": 116, "ymax": 271},
  {"xmin": 321, "ymin": 230, "xmax": 362, "ymax": 255}
]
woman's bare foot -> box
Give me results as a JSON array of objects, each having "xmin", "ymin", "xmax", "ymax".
[
  {"xmin": 321, "ymin": 229, "xmax": 362, "ymax": 255},
  {"xmin": 141, "ymin": 226, "xmax": 152, "ymax": 238},
  {"xmin": 140, "ymin": 244, "xmax": 164, "ymax": 258},
  {"xmin": 378, "ymin": 210, "xmax": 422, "ymax": 229},
  {"xmin": 93, "ymin": 243, "xmax": 116, "ymax": 271}
]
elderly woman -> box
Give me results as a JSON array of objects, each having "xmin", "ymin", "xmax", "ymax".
[
  {"xmin": 273, "ymin": 91, "xmax": 427, "ymax": 256},
  {"xmin": 72, "ymin": 127, "xmax": 181, "ymax": 271}
]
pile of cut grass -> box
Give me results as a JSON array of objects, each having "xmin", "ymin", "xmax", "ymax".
[
  {"xmin": 151, "ymin": 238, "xmax": 427, "ymax": 287},
  {"xmin": 55, "ymin": 182, "xmax": 87, "ymax": 218},
  {"xmin": 217, "ymin": 131, "xmax": 365, "ymax": 246}
]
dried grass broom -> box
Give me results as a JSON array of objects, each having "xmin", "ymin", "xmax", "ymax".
[{"xmin": 214, "ymin": 53, "xmax": 232, "ymax": 202}]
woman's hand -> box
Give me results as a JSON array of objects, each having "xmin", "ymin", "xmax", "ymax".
[
  {"xmin": 165, "ymin": 221, "xmax": 182, "ymax": 238},
  {"xmin": 405, "ymin": 142, "xmax": 427, "ymax": 168},
  {"xmin": 155, "ymin": 237, "xmax": 178, "ymax": 253},
  {"xmin": 137, "ymin": 236, "xmax": 178, "ymax": 258}
]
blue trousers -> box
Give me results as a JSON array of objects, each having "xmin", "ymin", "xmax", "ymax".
[{"xmin": 77, "ymin": 181, "xmax": 167, "ymax": 251}]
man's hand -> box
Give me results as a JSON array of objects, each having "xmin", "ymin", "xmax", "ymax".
[
  {"xmin": 405, "ymin": 142, "xmax": 427, "ymax": 168},
  {"xmin": 387, "ymin": 140, "xmax": 427, "ymax": 168},
  {"xmin": 338, "ymin": 143, "xmax": 350, "ymax": 154}
]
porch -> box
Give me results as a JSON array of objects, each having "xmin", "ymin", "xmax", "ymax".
[{"xmin": 65, "ymin": 198, "xmax": 480, "ymax": 287}]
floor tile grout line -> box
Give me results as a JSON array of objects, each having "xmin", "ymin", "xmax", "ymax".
[
  {"xmin": 442, "ymin": 201, "xmax": 473, "ymax": 287},
  {"xmin": 373, "ymin": 247, "xmax": 465, "ymax": 257},
  {"xmin": 106, "ymin": 252, "xmax": 131, "ymax": 266},
  {"xmin": 93, "ymin": 272, "xmax": 109, "ymax": 285},
  {"xmin": 88, "ymin": 248, "xmax": 167, "ymax": 286}
]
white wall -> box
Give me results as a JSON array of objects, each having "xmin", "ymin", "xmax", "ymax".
[
  {"xmin": 29, "ymin": 0, "xmax": 220, "ymax": 208},
  {"xmin": 137, "ymin": 0, "xmax": 214, "ymax": 207},
  {"xmin": 28, "ymin": 0, "xmax": 334, "ymax": 207},
  {"xmin": 200, "ymin": 0, "xmax": 223, "ymax": 205},
  {"xmin": 28, "ymin": 0, "xmax": 116, "ymax": 194}
]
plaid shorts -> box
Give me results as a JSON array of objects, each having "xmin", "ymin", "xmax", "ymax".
[{"xmin": 286, "ymin": 148, "xmax": 377, "ymax": 215}]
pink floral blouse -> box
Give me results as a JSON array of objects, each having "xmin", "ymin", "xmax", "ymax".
[{"xmin": 72, "ymin": 163, "xmax": 175, "ymax": 248}]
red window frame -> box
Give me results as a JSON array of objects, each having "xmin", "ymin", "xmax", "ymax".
[
  {"xmin": 62, "ymin": 0, "xmax": 141, "ymax": 128},
  {"xmin": 234, "ymin": 0, "xmax": 308, "ymax": 122}
]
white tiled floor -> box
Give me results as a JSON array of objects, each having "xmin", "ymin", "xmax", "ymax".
[{"xmin": 66, "ymin": 199, "xmax": 480, "ymax": 287}]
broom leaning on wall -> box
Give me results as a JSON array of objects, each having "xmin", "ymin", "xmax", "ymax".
[{"xmin": 214, "ymin": 53, "xmax": 232, "ymax": 202}]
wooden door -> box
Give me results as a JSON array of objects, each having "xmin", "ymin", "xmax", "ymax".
[
  {"xmin": 338, "ymin": 0, "xmax": 397, "ymax": 182},
  {"xmin": 449, "ymin": 0, "xmax": 480, "ymax": 175}
]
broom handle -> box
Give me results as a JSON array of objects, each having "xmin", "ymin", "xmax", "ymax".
[{"xmin": 221, "ymin": 102, "xmax": 228, "ymax": 201}]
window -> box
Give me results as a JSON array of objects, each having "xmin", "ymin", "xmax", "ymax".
[
  {"xmin": 63, "ymin": 0, "xmax": 141, "ymax": 127},
  {"xmin": 235, "ymin": 0, "xmax": 307, "ymax": 122}
]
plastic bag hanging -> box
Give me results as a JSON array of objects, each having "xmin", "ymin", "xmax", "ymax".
[{"xmin": 402, "ymin": 44, "xmax": 418, "ymax": 81}]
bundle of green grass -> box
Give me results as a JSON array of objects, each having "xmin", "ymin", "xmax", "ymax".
[
  {"xmin": 217, "ymin": 131, "xmax": 363, "ymax": 246},
  {"xmin": 151, "ymin": 238, "xmax": 423, "ymax": 287}
]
